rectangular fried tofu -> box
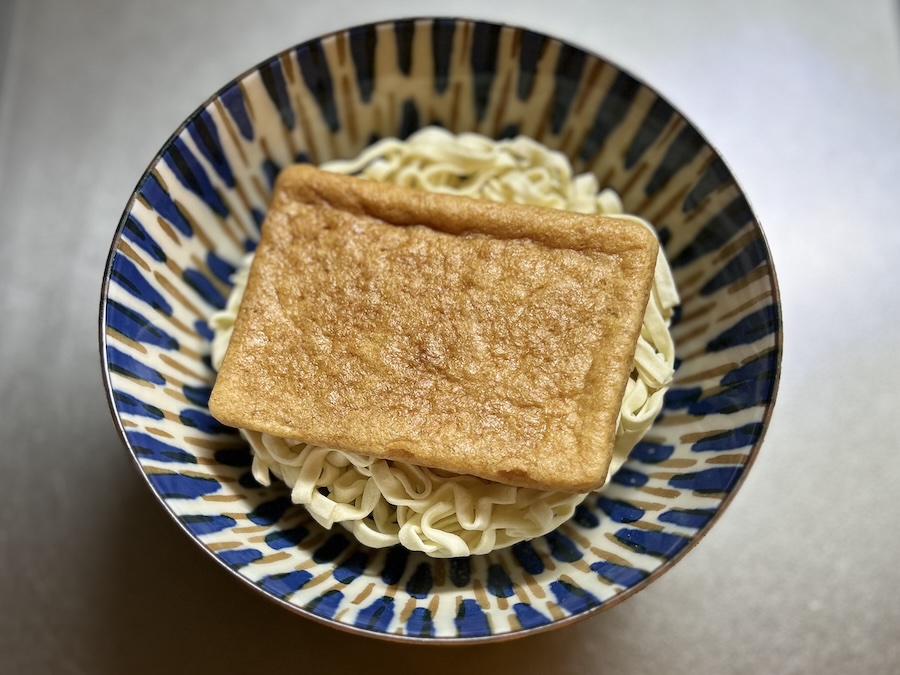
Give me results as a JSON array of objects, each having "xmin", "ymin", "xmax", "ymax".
[{"xmin": 209, "ymin": 164, "xmax": 658, "ymax": 493}]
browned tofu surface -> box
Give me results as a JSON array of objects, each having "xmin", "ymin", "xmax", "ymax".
[{"xmin": 209, "ymin": 165, "xmax": 658, "ymax": 492}]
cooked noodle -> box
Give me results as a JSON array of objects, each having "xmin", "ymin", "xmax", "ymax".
[{"xmin": 210, "ymin": 127, "xmax": 678, "ymax": 557}]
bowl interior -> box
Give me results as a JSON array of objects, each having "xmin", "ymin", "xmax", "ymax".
[{"xmin": 101, "ymin": 17, "xmax": 780, "ymax": 641}]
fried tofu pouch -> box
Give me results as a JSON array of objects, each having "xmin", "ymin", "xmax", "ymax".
[{"xmin": 209, "ymin": 165, "xmax": 657, "ymax": 493}]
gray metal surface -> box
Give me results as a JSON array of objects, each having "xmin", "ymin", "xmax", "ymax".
[{"xmin": 1, "ymin": 0, "xmax": 899, "ymax": 672}]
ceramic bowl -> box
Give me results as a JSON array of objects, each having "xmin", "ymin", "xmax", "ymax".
[{"xmin": 100, "ymin": 17, "xmax": 781, "ymax": 642}]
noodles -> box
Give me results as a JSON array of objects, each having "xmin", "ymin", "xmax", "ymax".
[{"xmin": 210, "ymin": 127, "xmax": 678, "ymax": 558}]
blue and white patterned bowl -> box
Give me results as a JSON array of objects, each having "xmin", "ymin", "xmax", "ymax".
[{"xmin": 100, "ymin": 17, "xmax": 781, "ymax": 642}]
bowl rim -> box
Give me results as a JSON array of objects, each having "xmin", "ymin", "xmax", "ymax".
[{"xmin": 98, "ymin": 15, "xmax": 783, "ymax": 644}]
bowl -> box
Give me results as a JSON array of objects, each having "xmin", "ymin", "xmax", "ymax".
[{"xmin": 100, "ymin": 17, "xmax": 781, "ymax": 642}]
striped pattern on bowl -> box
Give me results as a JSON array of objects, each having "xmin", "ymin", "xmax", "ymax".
[{"xmin": 100, "ymin": 17, "xmax": 781, "ymax": 641}]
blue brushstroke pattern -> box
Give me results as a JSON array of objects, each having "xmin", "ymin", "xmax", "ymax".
[
  {"xmin": 265, "ymin": 525, "xmax": 310, "ymax": 550},
  {"xmin": 393, "ymin": 20, "xmax": 415, "ymax": 75},
  {"xmin": 314, "ymin": 534, "xmax": 350, "ymax": 563},
  {"xmin": 179, "ymin": 514, "xmax": 236, "ymax": 536},
  {"xmin": 183, "ymin": 268, "xmax": 227, "ymax": 309},
  {"xmin": 165, "ymin": 137, "xmax": 228, "ymax": 217},
  {"xmin": 334, "ymin": 552, "xmax": 369, "ymax": 585},
  {"xmin": 573, "ymin": 504, "xmax": 599, "ymax": 528},
  {"xmin": 597, "ymin": 497, "xmax": 645, "ymax": 523},
  {"xmin": 611, "ymin": 468, "xmax": 649, "ymax": 488},
  {"xmin": 550, "ymin": 580, "xmax": 599, "ymax": 614},
  {"xmin": 644, "ymin": 123, "xmax": 705, "ymax": 196},
  {"xmin": 624, "ymin": 96, "xmax": 675, "ymax": 169},
  {"xmin": 218, "ymin": 548, "xmax": 263, "ymax": 568},
  {"xmin": 678, "ymin": 381, "xmax": 767, "ymax": 415},
  {"xmin": 614, "ymin": 528, "xmax": 690, "ymax": 558},
  {"xmin": 355, "ymin": 596, "xmax": 395, "ymax": 632},
  {"xmin": 106, "ymin": 299, "xmax": 178, "ymax": 350},
  {"xmin": 498, "ymin": 123, "xmax": 519, "ymax": 139},
  {"xmin": 658, "ymin": 226, "xmax": 672, "ymax": 250},
  {"xmin": 579, "ymin": 71, "xmax": 640, "ymax": 162},
  {"xmin": 381, "ymin": 545, "xmax": 410, "ymax": 585},
  {"xmin": 511, "ymin": 541, "xmax": 544, "ymax": 575},
  {"xmin": 590, "ymin": 561, "xmax": 648, "ymax": 588},
  {"xmin": 148, "ymin": 472, "xmax": 220, "ymax": 499},
  {"xmin": 405, "ymin": 563, "xmax": 434, "ymax": 598},
  {"xmin": 667, "ymin": 349, "xmax": 777, "ymax": 415},
  {"xmin": 663, "ymin": 386, "xmax": 702, "ymax": 409},
  {"xmin": 187, "ymin": 108, "xmax": 235, "ymax": 187},
  {"xmin": 214, "ymin": 447, "xmax": 253, "ymax": 467},
  {"xmin": 670, "ymin": 195, "xmax": 754, "ymax": 268},
  {"xmin": 707, "ymin": 305, "xmax": 779, "ymax": 353},
  {"xmin": 113, "ymin": 390, "xmax": 163, "ymax": 420},
  {"xmin": 471, "ymin": 22, "xmax": 501, "ymax": 122},
  {"xmin": 238, "ymin": 471, "xmax": 263, "ymax": 489},
  {"xmin": 219, "ymin": 83, "xmax": 253, "ymax": 140},
  {"xmin": 544, "ymin": 530, "xmax": 582, "ymax": 562},
  {"xmin": 669, "ymin": 467, "xmax": 743, "ymax": 493},
  {"xmin": 307, "ymin": 589, "xmax": 343, "ymax": 619},
  {"xmin": 398, "ymin": 98, "xmax": 419, "ymax": 140},
  {"xmin": 629, "ymin": 441, "xmax": 675, "ymax": 463},
  {"xmin": 486, "ymin": 564, "xmax": 514, "ymax": 598},
  {"xmin": 259, "ymin": 570, "xmax": 312, "ymax": 598},
  {"xmin": 206, "ymin": 251, "xmax": 236, "ymax": 286},
  {"xmin": 701, "ymin": 238, "xmax": 769, "ymax": 296},
  {"xmin": 683, "ymin": 156, "xmax": 732, "ymax": 212},
  {"xmin": 182, "ymin": 385, "xmax": 211, "ymax": 408},
  {"xmin": 139, "ymin": 172, "xmax": 193, "ymax": 237},
  {"xmin": 259, "ymin": 57, "xmax": 295, "ymax": 131},
  {"xmin": 128, "ymin": 430, "xmax": 195, "ymax": 463},
  {"xmin": 517, "ymin": 30, "xmax": 547, "ymax": 101},
  {"xmin": 248, "ymin": 496, "xmax": 293, "ymax": 526},
  {"xmin": 658, "ymin": 508, "xmax": 716, "ymax": 529},
  {"xmin": 406, "ymin": 607, "xmax": 435, "ymax": 637},
  {"xmin": 349, "ymin": 24, "xmax": 377, "ymax": 102},
  {"xmin": 692, "ymin": 423, "xmax": 763, "ymax": 452},
  {"xmin": 107, "ymin": 346, "xmax": 165, "ymax": 385},
  {"xmin": 296, "ymin": 41, "xmax": 339, "ymax": 131},
  {"xmin": 550, "ymin": 44, "xmax": 586, "ymax": 134},
  {"xmin": 513, "ymin": 603, "xmax": 551, "ymax": 629},
  {"xmin": 194, "ymin": 319, "xmax": 213, "ymax": 341},
  {"xmin": 723, "ymin": 350, "xmax": 778, "ymax": 387},
  {"xmin": 179, "ymin": 408, "xmax": 228, "ymax": 434},
  {"xmin": 455, "ymin": 598, "xmax": 490, "ymax": 638},
  {"xmin": 431, "ymin": 19, "xmax": 455, "ymax": 94},
  {"xmin": 122, "ymin": 214, "xmax": 166, "ymax": 262},
  {"xmin": 262, "ymin": 158, "xmax": 282, "ymax": 190}
]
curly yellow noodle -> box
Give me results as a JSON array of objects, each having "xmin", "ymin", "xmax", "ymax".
[{"xmin": 210, "ymin": 127, "xmax": 678, "ymax": 558}]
